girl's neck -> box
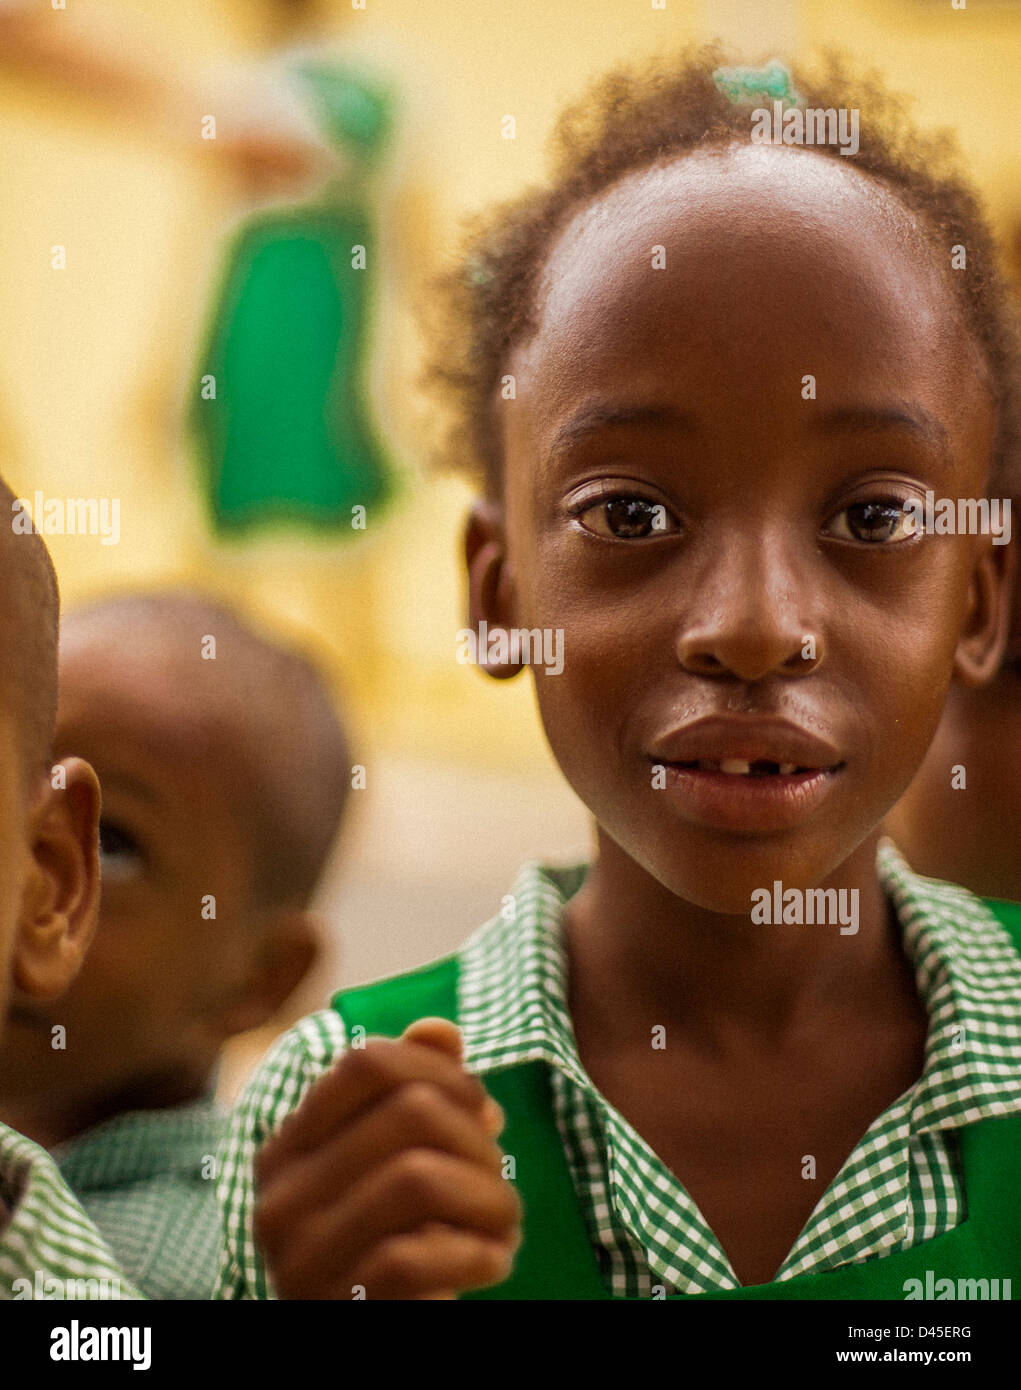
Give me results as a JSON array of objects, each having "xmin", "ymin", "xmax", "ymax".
[{"xmin": 562, "ymin": 829, "xmax": 912, "ymax": 1049}]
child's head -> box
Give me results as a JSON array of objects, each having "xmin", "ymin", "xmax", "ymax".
[
  {"xmin": 2, "ymin": 591, "xmax": 351, "ymax": 1128},
  {"xmin": 886, "ymin": 551, "xmax": 1021, "ymax": 901},
  {"xmin": 0, "ymin": 480, "xmax": 101, "ymax": 1034},
  {"xmin": 431, "ymin": 47, "xmax": 1019, "ymax": 911}
]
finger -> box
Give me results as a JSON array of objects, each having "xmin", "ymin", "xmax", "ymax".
[
  {"xmin": 354, "ymin": 1228, "xmax": 515, "ymax": 1301},
  {"xmin": 259, "ymin": 1150, "xmax": 521, "ymax": 1296},
  {"xmin": 259, "ymin": 1037, "xmax": 492, "ymax": 1167},
  {"xmin": 401, "ymin": 1019, "xmax": 505, "ymax": 1139},
  {"xmin": 258, "ymin": 1081, "xmax": 505, "ymax": 1223},
  {"xmin": 401, "ymin": 1017, "xmax": 463, "ymax": 1060}
]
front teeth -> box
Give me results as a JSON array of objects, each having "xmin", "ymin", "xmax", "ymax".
[
  {"xmin": 719, "ymin": 759, "xmax": 751, "ymax": 775},
  {"xmin": 697, "ymin": 760, "xmax": 802, "ymax": 775}
]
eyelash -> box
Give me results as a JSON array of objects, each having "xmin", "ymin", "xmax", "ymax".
[
  {"xmin": 568, "ymin": 491, "xmax": 679, "ymax": 540},
  {"xmin": 568, "ymin": 491, "xmax": 922, "ymax": 546}
]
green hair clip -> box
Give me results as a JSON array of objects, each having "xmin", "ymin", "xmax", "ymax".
[
  {"xmin": 465, "ymin": 257, "xmax": 493, "ymax": 288},
  {"xmin": 712, "ymin": 60, "xmax": 801, "ymax": 107}
]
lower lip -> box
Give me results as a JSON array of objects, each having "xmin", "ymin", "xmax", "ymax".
[{"xmin": 655, "ymin": 763, "xmax": 842, "ymax": 834}]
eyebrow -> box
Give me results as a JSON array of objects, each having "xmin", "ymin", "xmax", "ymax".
[
  {"xmin": 814, "ymin": 405, "xmax": 950, "ymax": 456},
  {"xmin": 547, "ymin": 403, "xmax": 697, "ymax": 458},
  {"xmin": 548, "ymin": 401, "xmax": 950, "ymax": 461}
]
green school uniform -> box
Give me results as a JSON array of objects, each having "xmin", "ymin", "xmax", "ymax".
[
  {"xmin": 216, "ymin": 842, "xmax": 1021, "ymax": 1300},
  {"xmin": 54, "ymin": 1098, "xmax": 226, "ymax": 1300},
  {"xmin": 0, "ymin": 1121, "xmax": 142, "ymax": 1300}
]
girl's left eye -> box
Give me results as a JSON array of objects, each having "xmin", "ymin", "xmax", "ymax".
[
  {"xmin": 573, "ymin": 495, "xmax": 681, "ymax": 539},
  {"xmin": 825, "ymin": 499, "xmax": 920, "ymax": 545}
]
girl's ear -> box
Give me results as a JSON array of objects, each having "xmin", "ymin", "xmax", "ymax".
[
  {"xmin": 12, "ymin": 757, "xmax": 101, "ymax": 1001},
  {"xmin": 953, "ymin": 535, "xmax": 1015, "ymax": 687},
  {"xmin": 463, "ymin": 499, "xmax": 523, "ymax": 680}
]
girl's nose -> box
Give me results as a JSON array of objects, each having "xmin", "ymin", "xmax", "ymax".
[{"xmin": 675, "ymin": 533, "xmax": 822, "ymax": 682}]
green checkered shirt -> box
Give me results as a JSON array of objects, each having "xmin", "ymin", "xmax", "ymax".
[
  {"xmin": 0, "ymin": 1120, "xmax": 142, "ymax": 1300},
  {"xmin": 54, "ymin": 1099, "xmax": 226, "ymax": 1301},
  {"xmin": 216, "ymin": 841, "xmax": 1021, "ymax": 1298}
]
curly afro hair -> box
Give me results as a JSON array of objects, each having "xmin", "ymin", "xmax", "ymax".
[{"xmin": 424, "ymin": 42, "xmax": 1021, "ymax": 502}]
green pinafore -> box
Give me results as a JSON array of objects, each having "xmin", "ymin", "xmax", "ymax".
[{"xmin": 333, "ymin": 899, "xmax": 1021, "ymax": 1300}]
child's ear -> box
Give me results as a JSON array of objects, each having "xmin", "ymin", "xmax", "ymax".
[
  {"xmin": 218, "ymin": 908, "xmax": 320, "ymax": 1037},
  {"xmin": 12, "ymin": 757, "xmax": 101, "ymax": 1001},
  {"xmin": 953, "ymin": 535, "xmax": 1015, "ymax": 687},
  {"xmin": 464, "ymin": 499, "xmax": 522, "ymax": 680}
]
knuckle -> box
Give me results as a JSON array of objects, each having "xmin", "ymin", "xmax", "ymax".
[
  {"xmin": 393, "ymin": 1081, "xmax": 446, "ymax": 1135},
  {"xmin": 374, "ymin": 1234, "xmax": 423, "ymax": 1289},
  {"xmin": 478, "ymin": 1242, "xmax": 515, "ymax": 1286},
  {"xmin": 390, "ymin": 1148, "xmax": 444, "ymax": 1206},
  {"xmin": 340, "ymin": 1040, "xmax": 393, "ymax": 1086}
]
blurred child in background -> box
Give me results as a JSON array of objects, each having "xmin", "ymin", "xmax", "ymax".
[
  {"xmin": 0, "ymin": 592, "xmax": 351, "ymax": 1299},
  {"xmin": 887, "ymin": 529, "xmax": 1021, "ymax": 903}
]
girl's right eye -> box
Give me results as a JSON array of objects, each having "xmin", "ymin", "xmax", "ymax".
[
  {"xmin": 825, "ymin": 498, "xmax": 919, "ymax": 545},
  {"xmin": 572, "ymin": 494, "xmax": 681, "ymax": 539},
  {"xmin": 98, "ymin": 820, "xmax": 144, "ymax": 883}
]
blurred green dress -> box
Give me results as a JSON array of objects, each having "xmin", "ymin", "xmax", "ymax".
[{"xmin": 192, "ymin": 61, "xmax": 394, "ymax": 533}]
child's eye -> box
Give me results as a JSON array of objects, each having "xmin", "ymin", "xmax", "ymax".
[
  {"xmin": 572, "ymin": 494, "xmax": 681, "ymax": 539},
  {"xmin": 825, "ymin": 499, "xmax": 920, "ymax": 545},
  {"xmin": 98, "ymin": 820, "xmax": 145, "ymax": 883}
]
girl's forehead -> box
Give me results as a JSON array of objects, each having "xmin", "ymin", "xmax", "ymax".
[
  {"xmin": 555, "ymin": 143, "xmax": 910, "ymax": 239},
  {"xmin": 534, "ymin": 145, "xmax": 940, "ymax": 318},
  {"xmin": 515, "ymin": 146, "xmax": 967, "ymax": 392}
]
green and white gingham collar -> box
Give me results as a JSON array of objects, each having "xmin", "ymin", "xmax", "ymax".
[
  {"xmin": 457, "ymin": 840, "xmax": 1021, "ymax": 1294},
  {"xmin": 879, "ymin": 844, "xmax": 1021, "ymax": 1125},
  {"xmin": 54, "ymin": 1097, "xmax": 224, "ymax": 1192},
  {"xmin": 0, "ymin": 1121, "xmax": 142, "ymax": 1300}
]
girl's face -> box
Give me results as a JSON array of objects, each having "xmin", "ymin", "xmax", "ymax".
[{"xmin": 491, "ymin": 145, "xmax": 1006, "ymax": 912}]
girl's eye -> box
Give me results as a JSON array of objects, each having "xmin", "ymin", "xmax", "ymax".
[
  {"xmin": 98, "ymin": 820, "xmax": 144, "ymax": 883},
  {"xmin": 826, "ymin": 499, "xmax": 920, "ymax": 545},
  {"xmin": 574, "ymin": 495, "xmax": 680, "ymax": 539}
]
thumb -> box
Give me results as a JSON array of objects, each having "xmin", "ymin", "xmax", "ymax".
[
  {"xmin": 401, "ymin": 1016, "xmax": 463, "ymax": 1060},
  {"xmin": 401, "ymin": 1017, "xmax": 504, "ymax": 1139}
]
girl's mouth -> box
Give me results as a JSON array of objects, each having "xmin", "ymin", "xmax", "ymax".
[
  {"xmin": 673, "ymin": 759, "xmax": 819, "ymax": 777},
  {"xmin": 655, "ymin": 760, "xmax": 845, "ymax": 833}
]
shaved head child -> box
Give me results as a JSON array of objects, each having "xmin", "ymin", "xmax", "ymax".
[
  {"xmin": 0, "ymin": 591, "xmax": 351, "ymax": 1299},
  {"xmin": 0, "ymin": 480, "xmax": 141, "ymax": 1301},
  {"xmin": 218, "ymin": 49, "xmax": 1021, "ymax": 1300}
]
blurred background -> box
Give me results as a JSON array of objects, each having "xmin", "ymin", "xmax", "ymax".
[{"xmin": 3, "ymin": 0, "xmax": 1021, "ymax": 1095}]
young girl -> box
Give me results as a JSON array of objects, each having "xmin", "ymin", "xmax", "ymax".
[{"xmin": 216, "ymin": 46, "xmax": 1021, "ymax": 1300}]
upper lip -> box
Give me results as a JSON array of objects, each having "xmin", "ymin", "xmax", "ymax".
[{"xmin": 648, "ymin": 716, "xmax": 843, "ymax": 769}]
